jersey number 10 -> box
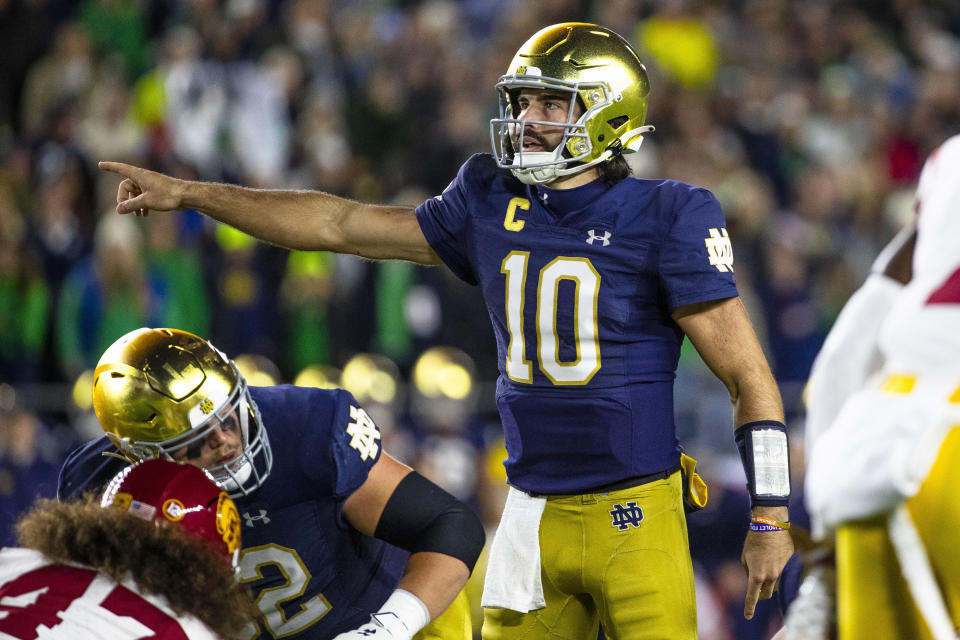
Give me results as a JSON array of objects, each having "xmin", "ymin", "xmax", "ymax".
[{"xmin": 501, "ymin": 251, "xmax": 601, "ymax": 385}]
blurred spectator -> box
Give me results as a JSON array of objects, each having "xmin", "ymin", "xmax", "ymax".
[
  {"xmin": 144, "ymin": 208, "xmax": 211, "ymax": 337},
  {"xmin": 0, "ymin": 0, "xmax": 52, "ymax": 132},
  {"xmin": 55, "ymin": 212, "xmax": 162, "ymax": 378},
  {"xmin": 0, "ymin": 182, "xmax": 50, "ymax": 382},
  {"xmin": 161, "ymin": 25, "xmax": 229, "ymax": 177},
  {"xmin": 20, "ymin": 21, "xmax": 93, "ymax": 136},
  {"xmin": 0, "ymin": 398, "xmax": 63, "ymax": 547},
  {"xmin": 280, "ymin": 249, "xmax": 334, "ymax": 372},
  {"xmin": 76, "ymin": 57, "xmax": 145, "ymax": 162},
  {"xmin": 208, "ymin": 224, "xmax": 283, "ymax": 360},
  {"xmin": 77, "ymin": 0, "xmax": 148, "ymax": 79},
  {"xmin": 29, "ymin": 149, "xmax": 93, "ymax": 291}
]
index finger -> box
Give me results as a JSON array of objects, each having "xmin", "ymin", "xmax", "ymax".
[
  {"xmin": 743, "ymin": 577, "xmax": 761, "ymax": 619},
  {"xmin": 98, "ymin": 161, "xmax": 139, "ymax": 179}
]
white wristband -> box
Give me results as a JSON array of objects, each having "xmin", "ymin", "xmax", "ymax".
[{"xmin": 371, "ymin": 589, "xmax": 430, "ymax": 639}]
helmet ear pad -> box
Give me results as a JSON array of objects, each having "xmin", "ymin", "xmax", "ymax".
[{"xmin": 561, "ymin": 94, "xmax": 593, "ymax": 160}]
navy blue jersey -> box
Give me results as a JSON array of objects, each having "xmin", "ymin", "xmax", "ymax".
[
  {"xmin": 57, "ymin": 385, "xmax": 408, "ymax": 639},
  {"xmin": 416, "ymin": 154, "xmax": 738, "ymax": 493}
]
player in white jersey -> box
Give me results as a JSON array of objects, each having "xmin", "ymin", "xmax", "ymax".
[
  {"xmin": 0, "ymin": 459, "xmax": 256, "ymax": 639},
  {"xmin": 790, "ymin": 134, "xmax": 960, "ymax": 639}
]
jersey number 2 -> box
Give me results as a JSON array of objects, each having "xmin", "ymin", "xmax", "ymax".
[
  {"xmin": 238, "ymin": 544, "xmax": 331, "ymax": 639},
  {"xmin": 501, "ymin": 251, "xmax": 601, "ymax": 385}
]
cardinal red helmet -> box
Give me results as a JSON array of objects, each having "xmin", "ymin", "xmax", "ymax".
[{"xmin": 101, "ymin": 458, "xmax": 242, "ymax": 568}]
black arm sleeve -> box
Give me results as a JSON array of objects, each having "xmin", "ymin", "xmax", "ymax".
[{"xmin": 374, "ymin": 471, "xmax": 485, "ymax": 573}]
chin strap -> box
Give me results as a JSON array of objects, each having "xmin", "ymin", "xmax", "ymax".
[
  {"xmin": 510, "ymin": 125, "xmax": 656, "ymax": 185},
  {"xmin": 621, "ymin": 124, "xmax": 656, "ymax": 153}
]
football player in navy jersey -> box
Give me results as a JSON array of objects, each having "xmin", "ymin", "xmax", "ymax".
[
  {"xmin": 57, "ymin": 328, "xmax": 484, "ymax": 640},
  {"xmin": 95, "ymin": 22, "xmax": 793, "ymax": 640}
]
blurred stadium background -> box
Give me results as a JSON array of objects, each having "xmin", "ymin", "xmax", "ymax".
[{"xmin": 1, "ymin": 0, "xmax": 959, "ymax": 637}]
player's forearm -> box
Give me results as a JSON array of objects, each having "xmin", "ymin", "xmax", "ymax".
[
  {"xmin": 730, "ymin": 367, "xmax": 784, "ymax": 426},
  {"xmin": 181, "ymin": 180, "xmax": 340, "ymax": 249},
  {"xmin": 180, "ymin": 181, "xmax": 438, "ymax": 263},
  {"xmin": 674, "ymin": 297, "xmax": 784, "ymax": 423},
  {"xmin": 396, "ymin": 552, "xmax": 470, "ymax": 619}
]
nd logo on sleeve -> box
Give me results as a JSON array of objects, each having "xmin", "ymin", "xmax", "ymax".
[
  {"xmin": 346, "ymin": 406, "xmax": 381, "ymax": 461},
  {"xmin": 704, "ymin": 227, "xmax": 734, "ymax": 272}
]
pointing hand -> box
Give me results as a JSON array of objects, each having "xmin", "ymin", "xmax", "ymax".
[{"xmin": 99, "ymin": 161, "xmax": 186, "ymax": 217}]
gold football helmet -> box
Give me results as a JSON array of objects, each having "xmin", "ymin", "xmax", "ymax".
[
  {"xmin": 490, "ymin": 22, "xmax": 654, "ymax": 184},
  {"xmin": 92, "ymin": 328, "xmax": 272, "ymax": 497}
]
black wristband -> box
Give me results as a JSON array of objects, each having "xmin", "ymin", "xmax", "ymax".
[
  {"xmin": 374, "ymin": 472, "xmax": 485, "ymax": 573},
  {"xmin": 734, "ymin": 420, "xmax": 791, "ymax": 508}
]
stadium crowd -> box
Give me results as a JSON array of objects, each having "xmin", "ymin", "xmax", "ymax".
[{"xmin": 1, "ymin": 0, "xmax": 959, "ymax": 638}]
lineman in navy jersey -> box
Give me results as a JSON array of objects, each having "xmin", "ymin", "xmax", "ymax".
[
  {"xmin": 58, "ymin": 328, "xmax": 484, "ymax": 640},
  {"xmin": 94, "ymin": 22, "xmax": 792, "ymax": 640}
]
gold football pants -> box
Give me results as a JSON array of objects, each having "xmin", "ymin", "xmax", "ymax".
[
  {"xmin": 482, "ymin": 471, "xmax": 697, "ymax": 640},
  {"xmin": 417, "ymin": 589, "xmax": 472, "ymax": 640},
  {"xmin": 837, "ymin": 425, "xmax": 960, "ymax": 639}
]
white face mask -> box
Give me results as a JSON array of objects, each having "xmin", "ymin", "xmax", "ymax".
[{"xmin": 199, "ymin": 386, "xmax": 273, "ymax": 498}]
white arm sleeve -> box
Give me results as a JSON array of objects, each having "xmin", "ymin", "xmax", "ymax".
[{"xmin": 805, "ymin": 273, "xmax": 903, "ymax": 448}]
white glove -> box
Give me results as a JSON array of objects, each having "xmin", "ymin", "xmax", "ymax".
[{"xmin": 332, "ymin": 590, "xmax": 428, "ymax": 640}]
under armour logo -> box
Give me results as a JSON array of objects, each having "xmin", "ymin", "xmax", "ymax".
[
  {"xmin": 242, "ymin": 510, "xmax": 270, "ymax": 527},
  {"xmin": 347, "ymin": 406, "xmax": 381, "ymax": 461},
  {"xmin": 586, "ymin": 229, "xmax": 611, "ymax": 246},
  {"xmin": 704, "ymin": 227, "xmax": 734, "ymax": 272},
  {"xmin": 539, "ymin": 191, "xmax": 549, "ymax": 204},
  {"xmin": 610, "ymin": 501, "xmax": 644, "ymax": 530}
]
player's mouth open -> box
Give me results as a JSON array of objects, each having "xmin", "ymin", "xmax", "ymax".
[{"xmin": 522, "ymin": 137, "xmax": 544, "ymax": 151}]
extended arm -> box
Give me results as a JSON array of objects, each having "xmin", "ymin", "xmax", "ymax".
[
  {"xmin": 340, "ymin": 452, "xmax": 484, "ymax": 637},
  {"xmin": 674, "ymin": 296, "xmax": 794, "ymax": 619},
  {"xmin": 99, "ymin": 161, "xmax": 441, "ymax": 265}
]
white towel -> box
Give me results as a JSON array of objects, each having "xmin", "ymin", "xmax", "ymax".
[{"xmin": 480, "ymin": 486, "xmax": 547, "ymax": 612}]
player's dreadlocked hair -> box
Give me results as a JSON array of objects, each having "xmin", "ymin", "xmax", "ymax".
[{"xmin": 17, "ymin": 496, "xmax": 260, "ymax": 639}]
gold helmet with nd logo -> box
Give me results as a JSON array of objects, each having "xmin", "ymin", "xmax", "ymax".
[
  {"xmin": 92, "ymin": 328, "xmax": 273, "ymax": 497},
  {"xmin": 490, "ymin": 22, "xmax": 654, "ymax": 185}
]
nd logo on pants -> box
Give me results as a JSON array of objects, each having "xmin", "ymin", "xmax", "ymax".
[{"xmin": 483, "ymin": 471, "xmax": 697, "ymax": 640}]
